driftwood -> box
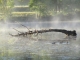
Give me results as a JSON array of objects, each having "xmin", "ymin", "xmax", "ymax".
[
  {"xmin": 9, "ymin": 24, "xmax": 77, "ymax": 44},
  {"xmin": 9, "ymin": 23, "xmax": 77, "ymax": 37},
  {"xmin": 9, "ymin": 25, "xmax": 77, "ymax": 37}
]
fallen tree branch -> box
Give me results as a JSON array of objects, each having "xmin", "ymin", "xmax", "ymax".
[{"xmin": 9, "ymin": 28, "xmax": 77, "ymax": 37}]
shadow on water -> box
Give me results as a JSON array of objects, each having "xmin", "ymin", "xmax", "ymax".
[{"xmin": 0, "ymin": 21, "xmax": 80, "ymax": 60}]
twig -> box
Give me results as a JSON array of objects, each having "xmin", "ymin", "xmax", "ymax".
[
  {"xmin": 13, "ymin": 28, "xmax": 22, "ymax": 33},
  {"xmin": 16, "ymin": 22, "xmax": 30, "ymax": 31}
]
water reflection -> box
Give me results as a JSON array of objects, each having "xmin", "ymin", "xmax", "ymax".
[{"xmin": 0, "ymin": 21, "xmax": 80, "ymax": 60}]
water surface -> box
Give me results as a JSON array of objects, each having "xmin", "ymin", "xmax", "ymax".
[{"xmin": 0, "ymin": 21, "xmax": 80, "ymax": 60}]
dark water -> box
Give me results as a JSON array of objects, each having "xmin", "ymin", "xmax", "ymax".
[{"xmin": 0, "ymin": 21, "xmax": 80, "ymax": 60}]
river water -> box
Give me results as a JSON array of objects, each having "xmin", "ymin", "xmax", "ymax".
[{"xmin": 0, "ymin": 21, "xmax": 80, "ymax": 60}]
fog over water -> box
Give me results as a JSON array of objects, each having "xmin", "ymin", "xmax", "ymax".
[
  {"xmin": 0, "ymin": 19, "xmax": 80, "ymax": 60},
  {"xmin": 1, "ymin": 0, "xmax": 80, "ymax": 59}
]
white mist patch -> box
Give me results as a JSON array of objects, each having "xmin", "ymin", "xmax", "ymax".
[{"xmin": 50, "ymin": 20, "xmax": 80, "ymax": 31}]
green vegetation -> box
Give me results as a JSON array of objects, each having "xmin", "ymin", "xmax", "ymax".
[
  {"xmin": 29, "ymin": 0, "xmax": 80, "ymax": 18},
  {"xmin": 0, "ymin": 0, "xmax": 14, "ymax": 20},
  {"xmin": 0, "ymin": 0, "xmax": 80, "ymax": 20},
  {"xmin": 29, "ymin": 0, "xmax": 49, "ymax": 18}
]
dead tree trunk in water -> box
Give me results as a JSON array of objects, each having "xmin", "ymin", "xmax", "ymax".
[{"xmin": 9, "ymin": 28, "xmax": 77, "ymax": 37}]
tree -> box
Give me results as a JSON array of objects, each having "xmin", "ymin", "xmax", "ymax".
[
  {"xmin": 29, "ymin": 0, "xmax": 64, "ymax": 17},
  {"xmin": 29, "ymin": 0, "xmax": 49, "ymax": 18},
  {"xmin": 29, "ymin": 0, "xmax": 80, "ymax": 16}
]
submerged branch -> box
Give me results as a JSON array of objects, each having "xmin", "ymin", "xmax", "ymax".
[{"xmin": 9, "ymin": 28, "xmax": 77, "ymax": 37}]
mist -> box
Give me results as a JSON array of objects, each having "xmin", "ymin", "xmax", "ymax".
[{"xmin": 0, "ymin": 0, "xmax": 80, "ymax": 60}]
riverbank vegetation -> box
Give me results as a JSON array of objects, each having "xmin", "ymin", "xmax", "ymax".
[
  {"xmin": 29, "ymin": 0, "xmax": 80, "ymax": 18},
  {"xmin": 0, "ymin": 0, "xmax": 80, "ymax": 21}
]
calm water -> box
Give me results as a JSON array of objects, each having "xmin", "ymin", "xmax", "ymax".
[{"xmin": 0, "ymin": 21, "xmax": 80, "ymax": 60}]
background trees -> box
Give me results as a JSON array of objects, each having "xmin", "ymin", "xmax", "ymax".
[
  {"xmin": 0, "ymin": 0, "xmax": 14, "ymax": 20},
  {"xmin": 0, "ymin": 0, "xmax": 80, "ymax": 20},
  {"xmin": 29, "ymin": 0, "xmax": 80, "ymax": 17}
]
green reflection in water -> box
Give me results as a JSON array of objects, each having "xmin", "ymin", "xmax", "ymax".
[{"xmin": 0, "ymin": 48, "xmax": 52, "ymax": 60}]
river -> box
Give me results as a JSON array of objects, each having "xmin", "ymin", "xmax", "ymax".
[{"xmin": 0, "ymin": 21, "xmax": 80, "ymax": 60}]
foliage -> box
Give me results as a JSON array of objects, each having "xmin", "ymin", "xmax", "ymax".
[
  {"xmin": 0, "ymin": 0, "xmax": 14, "ymax": 20},
  {"xmin": 0, "ymin": 0, "xmax": 80, "ymax": 19},
  {"xmin": 29, "ymin": 0, "xmax": 80, "ymax": 18},
  {"xmin": 29, "ymin": 0, "xmax": 49, "ymax": 18}
]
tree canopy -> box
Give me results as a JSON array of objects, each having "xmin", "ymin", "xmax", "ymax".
[{"xmin": 29, "ymin": 0, "xmax": 80, "ymax": 17}]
